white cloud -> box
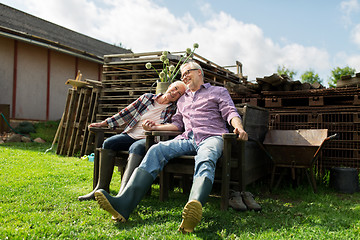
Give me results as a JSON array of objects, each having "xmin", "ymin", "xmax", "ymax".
[
  {"xmin": 1, "ymin": 0, "xmax": 335, "ymax": 81},
  {"xmin": 351, "ymin": 24, "xmax": 360, "ymax": 47},
  {"xmin": 340, "ymin": 0, "xmax": 360, "ymax": 26},
  {"xmin": 347, "ymin": 55, "xmax": 360, "ymax": 70},
  {"xmin": 333, "ymin": 51, "xmax": 359, "ymax": 74}
]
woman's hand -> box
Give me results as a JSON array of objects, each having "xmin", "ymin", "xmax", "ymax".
[
  {"xmin": 88, "ymin": 121, "xmax": 107, "ymax": 128},
  {"xmin": 142, "ymin": 119, "xmax": 157, "ymax": 131}
]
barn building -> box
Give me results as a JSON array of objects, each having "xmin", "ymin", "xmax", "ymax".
[{"xmin": 0, "ymin": 3, "xmax": 131, "ymax": 121}]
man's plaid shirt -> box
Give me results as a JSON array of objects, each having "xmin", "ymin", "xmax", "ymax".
[{"xmin": 105, "ymin": 93, "xmax": 176, "ymax": 133}]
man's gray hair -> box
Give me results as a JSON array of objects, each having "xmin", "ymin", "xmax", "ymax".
[{"xmin": 180, "ymin": 61, "xmax": 204, "ymax": 76}]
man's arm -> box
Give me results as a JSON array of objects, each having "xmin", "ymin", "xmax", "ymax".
[{"xmin": 230, "ymin": 116, "xmax": 248, "ymax": 141}]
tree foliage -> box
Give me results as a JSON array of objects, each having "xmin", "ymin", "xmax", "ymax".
[
  {"xmin": 277, "ymin": 65, "xmax": 297, "ymax": 79},
  {"xmin": 301, "ymin": 69, "xmax": 322, "ymax": 84},
  {"xmin": 328, "ymin": 66, "xmax": 356, "ymax": 88}
]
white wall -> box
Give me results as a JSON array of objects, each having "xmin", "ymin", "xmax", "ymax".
[
  {"xmin": 49, "ymin": 51, "xmax": 75, "ymax": 121},
  {"xmin": 0, "ymin": 36, "xmax": 102, "ymax": 121},
  {"xmin": 16, "ymin": 41, "xmax": 47, "ymax": 120}
]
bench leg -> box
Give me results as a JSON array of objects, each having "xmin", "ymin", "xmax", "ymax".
[{"xmin": 159, "ymin": 171, "xmax": 169, "ymax": 201}]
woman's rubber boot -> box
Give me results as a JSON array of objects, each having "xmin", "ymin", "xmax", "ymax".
[
  {"xmin": 95, "ymin": 167, "xmax": 153, "ymax": 222},
  {"xmin": 178, "ymin": 176, "xmax": 212, "ymax": 234},
  {"xmin": 118, "ymin": 153, "xmax": 143, "ymax": 194},
  {"xmin": 78, "ymin": 149, "xmax": 116, "ymax": 201}
]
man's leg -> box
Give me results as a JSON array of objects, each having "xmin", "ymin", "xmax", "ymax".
[
  {"xmin": 179, "ymin": 136, "xmax": 223, "ymax": 233},
  {"xmin": 138, "ymin": 138, "xmax": 196, "ymax": 179},
  {"xmin": 95, "ymin": 138, "xmax": 195, "ymax": 222}
]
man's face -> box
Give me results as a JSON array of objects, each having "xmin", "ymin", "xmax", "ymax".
[
  {"xmin": 180, "ymin": 65, "xmax": 202, "ymax": 90},
  {"xmin": 163, "ymin": 82, "xmax": 186, "ymax": 102}
]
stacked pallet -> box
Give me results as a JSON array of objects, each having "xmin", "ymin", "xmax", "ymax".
[
  {"xmin": 337, "ymin": 72, "xmax": 360, "ymax": 88},
  {"xmin": 229, "ymin": 73, "xmax": 327, "ymax": 107},
  {"xmin": 56, "ymin": 79, "xmax": 101, "ymax": 157},
  {"xmin": 232, "ymin": 72, "xmax": 360, "ymax": 172},
  {"xmin": 256, "ymin": 73, "xmax": 324, "ymax": 92},
  {"xmin": 262, "ymin": 87, "xmax": 360, "ymax": 108},
  {"xmin": 98, "ymin": 51, "xmax": 248, "ymax": 121}
]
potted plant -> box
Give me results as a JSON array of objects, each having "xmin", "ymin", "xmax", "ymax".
[{"xmin": 146, "ymin": 43, "xmax": 199, "ymax": 93}]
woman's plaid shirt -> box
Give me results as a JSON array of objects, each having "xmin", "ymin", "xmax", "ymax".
[{"xmin": 105, "ymin": 93, "xmax": 176, "ymax": 133}]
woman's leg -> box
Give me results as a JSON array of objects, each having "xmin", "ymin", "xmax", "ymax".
[
  {"xmin": 78, "ymin": 133, "xmax": 136, "ymax": 201},
  {"xmin": 118, "ymin": 139, "xmax": 147, "ymax": 194}
]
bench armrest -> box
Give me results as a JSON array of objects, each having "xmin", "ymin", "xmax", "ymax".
[
  {"xmin": 145, "ymin": 130, "xmax": 182, "ymax": 137},
  {"xmin": 222, "ymin": 133, "xmax": 237, "ymax": 139},
  {"xmin": 89, "ymin": 127, "xmax": 124, "ymax": 148}
]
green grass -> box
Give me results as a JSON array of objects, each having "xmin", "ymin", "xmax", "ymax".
[
  {"xmin": 29, "ymin": 120, "xmax": 60, "ymax": 143},
  {"xmin": 1, "ymin": 123, "xmax": 360, "ymax": 239}
]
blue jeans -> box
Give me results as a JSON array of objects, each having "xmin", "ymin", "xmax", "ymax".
[
  {"xmin": 102, "ymin": 133, "xmax": 147, "ymax": 157},
  {"xmin": 138, "ymin": 132, "xmax": 223, "ymax": 183}
]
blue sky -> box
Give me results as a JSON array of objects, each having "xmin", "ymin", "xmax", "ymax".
[{"xmin": 1, "ymin": 0, "xmax": 359, "ymax": 85}]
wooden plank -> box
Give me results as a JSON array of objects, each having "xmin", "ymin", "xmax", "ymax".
[
  {"xmin": 67, "ymin": 88, "xmax": 87, "ymax": 156},
  {"xmin": 57, "ymin": 88, "xmax": 79, "ymax": 155},
  {"xmin": 56, "ymin": 88, "xmax": 72, "ymax": 155},
  {"xmin": 72, "ymin": 88, "xmax": 92, "ymax": 156},
  {"xmin": 83, "ymin": 88, "xmax": 100, "ymax": 155}
]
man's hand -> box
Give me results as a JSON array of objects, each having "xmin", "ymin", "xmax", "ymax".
[
  {"xmin": 231, "ymin": 116, "xmax": 248, "ymax": 141},
  {"xmin": 233, "ymin": 127, "xmax": 248, "ymax": 141}
]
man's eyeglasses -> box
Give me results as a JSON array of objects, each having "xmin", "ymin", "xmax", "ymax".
[{"xmin": 180, "ymin": 69, "xmax": 198, "ymax": 80}]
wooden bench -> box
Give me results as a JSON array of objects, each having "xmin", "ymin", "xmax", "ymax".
[
  {"xmin": 89, "ymin": 104, "xmax": 270, "ymax": 210},
  {"xmin": 145, "ymin": 130, "xmax": 237, "ymax": 210},
  {"xmin": 145, "ymin": 104, "xmax": 270, "ymax": 210}
]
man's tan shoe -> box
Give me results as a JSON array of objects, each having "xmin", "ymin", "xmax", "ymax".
[
  {"xmin": 178, "ymin": 200, "xmax": 202, "ymax": 234},
  {"xmin": 241, "ymin": 191, "xmax": 261, "ymax": 212},
  {"xmin": 229, "ymin": 191, "xmax": 247, "ymax": 211}
]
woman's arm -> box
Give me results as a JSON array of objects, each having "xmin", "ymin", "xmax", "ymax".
[{"xmin": 142, "ymin": 119, "xmax": 179, "ymax": 131}]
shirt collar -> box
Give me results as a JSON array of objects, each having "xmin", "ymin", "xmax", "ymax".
[
  {"xmin": 154, "ymin": 93, "xmax": 163, "ymax": 99},
  {"xmin": 185, "ymin": 83, "xmax": 210, "ymax": 95}
]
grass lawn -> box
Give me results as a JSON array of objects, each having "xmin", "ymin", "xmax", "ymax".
[{"xmin": 1, "ymin": 122, "xmax": 360, "ymax": 239}]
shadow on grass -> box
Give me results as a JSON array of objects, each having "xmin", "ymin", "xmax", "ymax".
[{"xmin": 102, "ymin": 184, "xmax": 360, "ymax": 239}]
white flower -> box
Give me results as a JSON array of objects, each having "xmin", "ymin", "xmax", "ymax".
[
  {"xmin": 160, "ymin": 55, "xmax": 167, "ymax": 62},
  {"xmin": 159, "ymin": 71, "xmax": 166, "ymax": 80},
  {"xmin": 145, "ymin": 62, "xmax": 152, "ymax": 69},
  {"xmin": 144, "ymin": 43, "xmax": 199, "ymax": 82}
]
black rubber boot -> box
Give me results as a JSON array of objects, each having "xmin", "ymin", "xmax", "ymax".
[
  {"xmin": 95, "ymin": 167, "xmax": 153, "ymax": 222},
  {"xmin": 78, "ymin": 149, "xmax": 116, "ymax": 201},
  {"xmin": 118, "ymin": 153, "xmax": 143, "ymax": 194},
  {"xmin": 178, "ymin": 176, "xmax": 213, "ymax": 234}
]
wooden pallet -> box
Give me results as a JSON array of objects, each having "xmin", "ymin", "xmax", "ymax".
[
  {"xmin": 56, "ymin": 85, "xmax": 100, "ymax": 157},
  {"xmin": 97, "ymin": 51, "xmax": 248, "ymax": 123},
  {"xmin": 262, "ymin": 87, "xmax": 360, "ymax": 108}
]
